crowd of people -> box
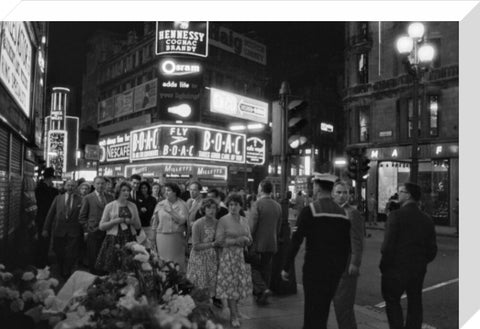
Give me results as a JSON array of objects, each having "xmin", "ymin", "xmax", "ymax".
[{"xmin": 34, "ymin": 167, "xmax": 438, "ymax": 329}]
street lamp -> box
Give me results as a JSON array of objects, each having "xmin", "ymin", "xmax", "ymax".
[{"xmin": 395, "ymin": 22, "xmax": 435, "ymax": 183}]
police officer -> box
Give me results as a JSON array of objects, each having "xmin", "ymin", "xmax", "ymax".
[{"xmin": 281, "ymin": 173, "xmax": 351, "ymax": 329}]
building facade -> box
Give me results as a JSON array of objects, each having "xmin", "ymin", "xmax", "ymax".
[
  {"xmin": 0, "ymin": 22, "xmax": 49, "ymax": 264},
  {"xmin": 343, "ymin": 22, "xmax": 459, "ymax": 226},
  {"xmin": 81, "ymin": 22, "xmax": 268, "ymax": 191}
]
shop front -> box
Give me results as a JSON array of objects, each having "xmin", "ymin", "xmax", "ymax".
[{"xmin": 366, "ymin": 142, "xmax": 458, "ymax": 226}]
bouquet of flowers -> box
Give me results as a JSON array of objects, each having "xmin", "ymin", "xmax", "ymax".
[
  {"xmin": 55, "ymin": 242, "xmax": 222, "ymax": 329},
  {"xmin": 0, "ymin": 264, "xmax": 59, "ymax": 328}
]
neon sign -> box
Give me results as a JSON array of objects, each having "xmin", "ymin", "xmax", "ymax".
[{"xmin": 130, "ymin": 124, "xmax": 245, "ymax": 163}]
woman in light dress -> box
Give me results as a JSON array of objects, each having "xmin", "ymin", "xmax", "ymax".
[{"xmin": 151, "ymin": 182, "xmax": 188, "ymax": 271}]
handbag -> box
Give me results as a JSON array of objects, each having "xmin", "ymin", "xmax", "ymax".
[{"xmin": 243, "ymin": 246, "xmax": 261, "ymax": 265}]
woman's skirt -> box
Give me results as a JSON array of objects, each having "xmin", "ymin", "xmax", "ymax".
[{"xmin": 156, "ymin": 232, "xmax": 186, "ymax": 271}]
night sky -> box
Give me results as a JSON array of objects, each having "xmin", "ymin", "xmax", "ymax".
[{"xmin": 47, "ymin": 21, "xmax": 344, "ymax": 116}]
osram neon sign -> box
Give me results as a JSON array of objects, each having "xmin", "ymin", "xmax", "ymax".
[{"xmin": 160, "ymin": 59, "xmax": 201, "ymax": 76}]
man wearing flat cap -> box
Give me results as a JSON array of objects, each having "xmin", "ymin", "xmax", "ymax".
[{"xmin": 281, "ymin": 173, "xmax": 351, "ymax": 329}]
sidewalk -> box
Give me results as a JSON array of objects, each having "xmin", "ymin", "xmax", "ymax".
[{"xmin": 228, "ymin": 286, "xmax": 390, "ymax": 329}]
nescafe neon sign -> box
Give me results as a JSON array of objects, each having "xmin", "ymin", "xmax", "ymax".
[{"xmin": 160, "ymin": 59, "xmax": 201, "ymax": 76}]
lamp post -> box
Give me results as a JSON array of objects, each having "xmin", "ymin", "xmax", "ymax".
[{"xmin": 396, "ymin": 22, "xmax": 435, "ymax": 183}]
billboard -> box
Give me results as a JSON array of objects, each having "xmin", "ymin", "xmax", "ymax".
[
  {"xmin": 130, "ymin": 124, "xmax": 245, "ymax": 164},
  {"xmin": 209, "ymin": 24, "xmax": 267, "ymax": 65},
  {"xmin": 46, "ymin": 130, "xmax": 67, "ymax": 177},
  {"xmin": 114, "ymin": 88, "xmax": 134, "ymax": 118},
  {"xmin": 156, "ymin": 21, "xmax": 208, "ymax": 57},
  {"xmin": 134, "ymin": 79, "xmax": 157, "ymax": 112},
  {"xmin": 98, "ymin": 97, "xmax": 114, "ymax": 123},
  {"xmin": 0, "ymin": 22, "xmax": 33, "ymax": 117},
  {"xmin": 210, "ymin": 88, "xmax": 268, "ymax": 124}
]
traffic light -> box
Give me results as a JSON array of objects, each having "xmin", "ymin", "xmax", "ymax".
[
  {"xmin": 287, "ymin": 99, "xmax": 308, "ymax": 149},
  {"xmin": 346, "ymin": 157, "xmax": 358, "ymax": 180},
  {"xmin": 359, "ymin": 156, "xmax": 371, "ymax": 179}
]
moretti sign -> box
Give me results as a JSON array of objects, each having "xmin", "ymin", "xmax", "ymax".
[
  {"xmin": 156, "ymin": 21, "xmax": 208, "ymax": 57},
  {"xmin": 130, "ymin": 124, "xmax": 245, "ymax": 164}
]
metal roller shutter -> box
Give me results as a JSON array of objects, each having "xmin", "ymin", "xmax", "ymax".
[
  {"xmin": 8, "ymin": 135, "xmax": 23, "ymax": 234},
  {"xmin": 0, "ymin": 126, "xmax": 9, "ymax": 257}
]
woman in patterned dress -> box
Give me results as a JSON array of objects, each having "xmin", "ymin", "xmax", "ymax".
[
  {"xmin": 96, "ymin": 182, "xmax": 141, "ymax": 273},
  {"xmin": 186, "ymin": 198, "xmax": 221, "ymax": 297},
  {"xmin": 215, "ymin": 193, "xmax": 253, "ymax": 328}
]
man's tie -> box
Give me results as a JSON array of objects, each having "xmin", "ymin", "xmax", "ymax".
[
  {"xmin": 66, "ymin": 193, "xmax": 72, "ymax": 220},
  {"xmin": 100, "ymin": 193, "xmax": 107, "ymax": 207}
]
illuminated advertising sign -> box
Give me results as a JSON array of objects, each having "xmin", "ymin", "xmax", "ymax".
[
  {"xmin": 209, "ymin": 24, "xmax": 266, "ymax": 65},
  {"xmin": 98, "ymin": 164, "xmax": 125, "ymax": 177},
  {"xmin": 246, "ymin": 137, "xmax": 266, "ymax": 165},
  {"xmin": 0, "ymin": 22, "xmax": 33, "ymax": 117},
  {"xmin": 210, "ymin": 88, "xmax": 268, "ymax": 124},
  {"xmin": 156, "ymin": 21, "xmax": 208, "ymax": 57},
  {"xmin": 99, "ymin": 133, "xmax": 130, "ymax": 163},
  {"xmin": 125, "ymin": 163, "xmax": 228, "ymax": 180},
  {"xmin": 130, "ymin": 125, "xmax": 245, "ymax": 164},
  {"xmin": 47, "ymin": 130, "xmax": 67, "ymax": 177},
  {"xmin": 320, "ymin": 122, "xmax": 334, "ymax": 133},
  {"xmin": 160, "ymin": 59, "xmax": 202, "ymax": 76}
]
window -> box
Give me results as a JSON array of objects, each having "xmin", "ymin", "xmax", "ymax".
[
  {"xmin": 358, "ymin": 106, "xmax": 369, "ymax": 142},
  {"xmin": 408, "ymin": 98, "xmax": 422, "ymax": 138},
  {"xmin": 429, "ymin": 95, "xmax": 439, "ymax": 136},
  {"xmin": 357, "ymin": 52, "xmax": 369, "ymax": 84}
]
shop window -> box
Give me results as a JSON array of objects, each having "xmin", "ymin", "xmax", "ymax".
[
  {"xmin": 358, "ymin": 106, "xmax": 370, "ymax": 142},
  {"xmin": 357, "ymin": 52, "xmax": 369, "ymax": 84},
  {"xmin": 429, "ymin": 95, "xmax": 439, "ymax": 137},
  {"xmin": 408, "ymin": 98, "xmax": 422, "ymax": 138}
]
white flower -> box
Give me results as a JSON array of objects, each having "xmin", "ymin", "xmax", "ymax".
[
  {"xmin": 132, "ymin": 243, "xmax": 147, "ymax": 255},
  {"xmin": 22, "ymin": 271, "xmax": 35, "ymax": 281},
  {"xmin": 36, "ymin": 267, "xmax": 50, "ymax": 280},
  {"xmin": 133, "ymin": 253, "xmax": 149, "ymax": 263},
  {"xmin": 117, "ymin": 294, "xmax": 140, "ymax": 310},
  {"xmin": 48, "ymin": 278, "xmax": 59, "ymax": 287},
  {"xmin": 7, "ymin": 288, "xmax": 20, "ymax": 300},
  {"xmin": 141, "ymin": 262, "xmax": 153, "ymax": 271},
  {"xmin": 45, "ymin": 295, "xmax": 57, "ymax": 308},
  {"xmin": 22, "ymin": 291, "xmax": 35, "ymax": 301},
  {"xmin": 0, "ymin": 272, "xmax": 13, "ymax": 281}
]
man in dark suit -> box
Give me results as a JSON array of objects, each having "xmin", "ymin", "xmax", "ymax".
[
  {"xmin": 128, "ymin": 174, "xmax": 142, "ymax": 203},
  {"xmin": 42, "ymin": 180, "xmax": 83, "ymax": 278},
  {"xmin": 248, "ymin": 179, "xmax": 282, "ymax": 305},
  {"xmin": 35, "ymin": 167, "xmax": 59, "ymax": 267},
  {"xmin": 380, "ymin": 182, "xmax": 437, "ymax": 329},
  {"xmin": 78, "ymin": 176, "xmax": 114, "ymax": 274}
]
